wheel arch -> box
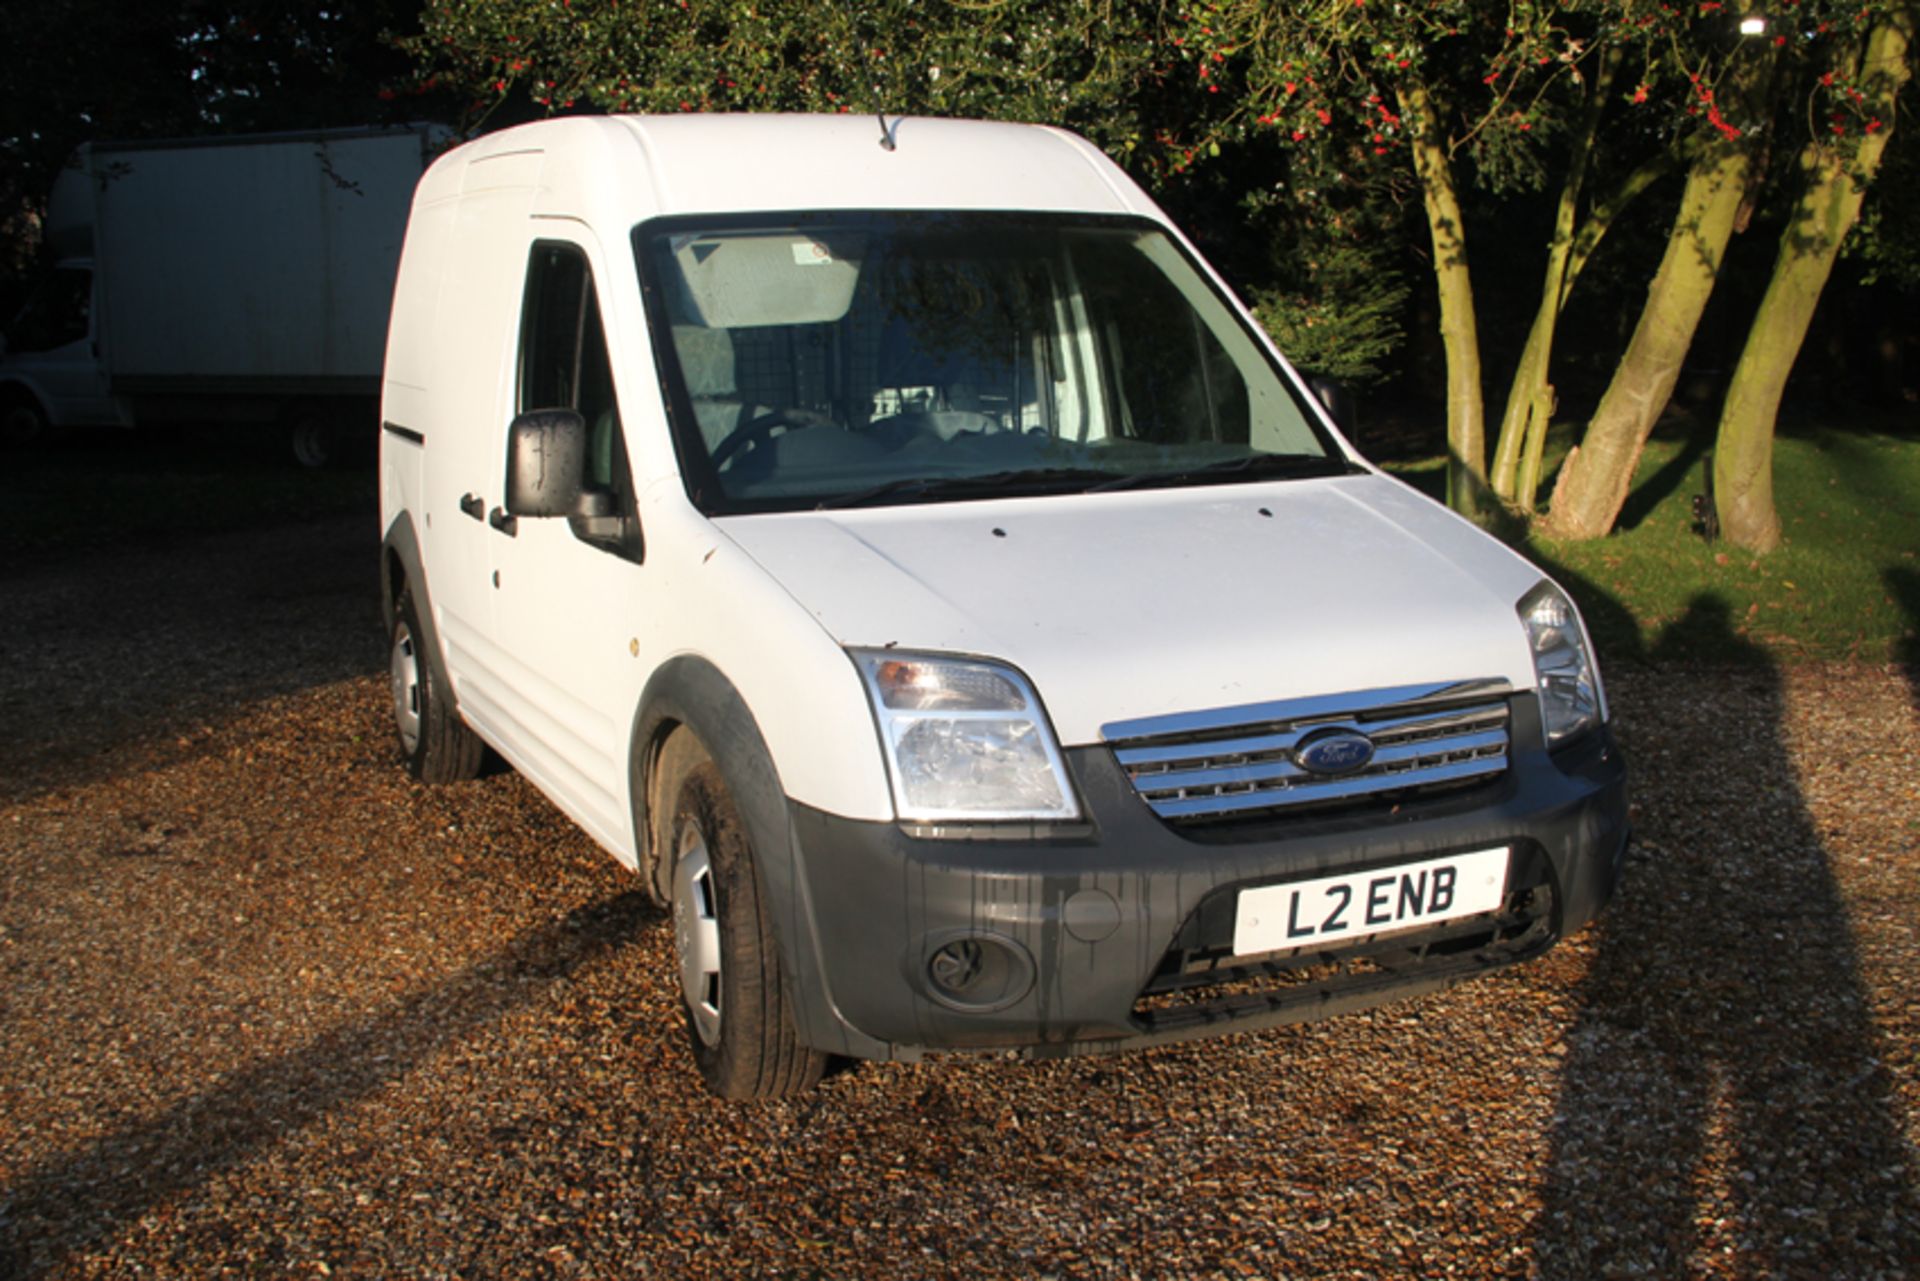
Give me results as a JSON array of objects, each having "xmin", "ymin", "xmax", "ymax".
[
  {"xmin": 630, "ymin": 654, "xmax": 888, "ymax": 1060},
  {"xmin": 380, "ymin": 511, "xmax": 459, "ymax": 716},
  {"xmin": 0, "ymin": 380, "xmax": 52, "ymax": 441}
]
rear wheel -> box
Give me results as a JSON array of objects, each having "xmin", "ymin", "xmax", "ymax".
[
  {"xmin": 389, "ymin": 588, "xmax": 484, "ymax": 783},
  {"xmin": 671, "ymin": 762, "xmax": 826, "ymax": 1099}
]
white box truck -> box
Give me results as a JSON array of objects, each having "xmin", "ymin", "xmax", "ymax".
[{"xmin": 1, "ymin": 124, "xmax": 446, "ymax": 463}]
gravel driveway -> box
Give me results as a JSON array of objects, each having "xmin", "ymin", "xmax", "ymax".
[{"xmin": 2, "ymin": 511, "xmax": 1917, "ymax": 1278}]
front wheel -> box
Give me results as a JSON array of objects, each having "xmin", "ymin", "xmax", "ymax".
[
  {"xmin": 671, "ymin": 762, "xmax": 827, "ymax": 1099},
  {"xmin": 389, "ymin": 588, "xmax": 484, "ymax": 783},
  {"xmin": 2, "ymin": 396, "xmax": 49, "ymax": 448}
]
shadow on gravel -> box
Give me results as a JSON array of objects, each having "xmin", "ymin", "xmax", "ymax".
[
  {"xmin": 0, "ymin": 891, "xmax": 659, "ymax": 1278},
  {"xmin": 1531, "ymin": 595, "xmax": 1920, "ymax": 1275},
  {"xmin": 0, "ymin": 512, "xmax": 384, "ymax": 807}
]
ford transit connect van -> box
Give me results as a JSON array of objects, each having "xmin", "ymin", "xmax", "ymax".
[{"xmin": 378, "ymin": 115, "xmax": 1627, "ymax": 1098}]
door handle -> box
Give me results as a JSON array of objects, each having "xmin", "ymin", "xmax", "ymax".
[
  {"xmin": 458, "ymin": 493, "xmax": 485, "ymax": 521},
  {"xmin": 488, "ymin": 506, "xmax": 518, "ymax": 537}
]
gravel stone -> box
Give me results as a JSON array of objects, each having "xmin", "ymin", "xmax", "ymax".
[{"xmin": 2, "ymin": 512, "xmax": 1917, "ymax": 1277}]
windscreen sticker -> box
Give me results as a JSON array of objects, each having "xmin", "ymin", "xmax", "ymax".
[{"xmin": 791, "ymin": 239, "xmax": 835, "ymax": 266}]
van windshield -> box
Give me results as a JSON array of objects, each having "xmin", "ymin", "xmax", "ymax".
[{"xmin": 633, "ymin": 212, "xmax": 1349, "ymax": 513}]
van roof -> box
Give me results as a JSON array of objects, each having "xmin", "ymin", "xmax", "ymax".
[{"xmin": 421, "ymin": 114, "xmax": 1156, "ymax": 224}]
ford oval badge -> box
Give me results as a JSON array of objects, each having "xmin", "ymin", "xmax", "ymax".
[{"xmin": 1296, "ymin": 729, "xmax": 1376, "ymax": 776}]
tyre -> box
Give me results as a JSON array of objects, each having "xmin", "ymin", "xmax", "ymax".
[
  {"xmin": 389, "ymin": 588, "xmax": 485, "ymax": 783},
  {"xmin": 2, "ymin": 395, "xmax": 49, "ymax": 448},
  {"xmin": 288, "ymin": 411, "xmax": 335, "ymax": 469},
  {"xmin": 671, "ymin": 761, "xmax": 827, "ymax": 1099}
]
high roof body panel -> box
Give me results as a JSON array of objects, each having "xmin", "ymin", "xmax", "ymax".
[{"xmin": 416, "ymin": 114, "xmax": 1159, "ymax": 226}]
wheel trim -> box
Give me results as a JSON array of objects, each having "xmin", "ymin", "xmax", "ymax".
[
  {"xmin": 390, "ymin": 623, "xmax": 422, "ymax": 755},
  {"xmin": 673, "ymin": 824, "xmax": 724, "ymax": 1047}
]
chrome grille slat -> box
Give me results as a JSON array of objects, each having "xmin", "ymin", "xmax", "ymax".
[
  {"xmin": 1105, "ymin": 681, "xmax": 1513, "ymax": 824},
  {"xmin": 1133, "ymin": 728, "xmax": 1510, "ymax": 795},
  {"xmin": 1144, "ymin": 756, "xmax": 1509, "ymax": 819},
  {"xmin": 1112, "ymin": 704, "xmax": 1510, "ymax": 768}
]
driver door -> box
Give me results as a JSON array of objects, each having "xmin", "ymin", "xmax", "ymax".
[{"xmin": 479, "ymin": 235, "xmax": 653, "ymax": 859}]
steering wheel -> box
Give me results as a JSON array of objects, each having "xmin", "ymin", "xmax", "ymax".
[{"xmin": 710, "ymin": 409, "xmax": 825, "ymax": 470}]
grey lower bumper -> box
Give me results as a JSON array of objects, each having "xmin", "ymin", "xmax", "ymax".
[{"xmin": 779, "ymin": 695, "xmax": 1627, "ymax": 1060}]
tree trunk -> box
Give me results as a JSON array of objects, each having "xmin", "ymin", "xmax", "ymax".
[
  {"xmin": 1401, "ymin": 82, "xmax": 1486, "ymax": 515},
  {"xmin": 1714, "ymin": 19, "xmax": 1911, "ymax": 552},
  {"xmin": 1540, "ymin": 139, "xmax": 1757, "ymax": 540},
  {"xmin": 1491, "ymin": 47, "xmax": 1618, "ymax": 510}
]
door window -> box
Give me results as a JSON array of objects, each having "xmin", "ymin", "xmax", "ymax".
[
  {"xmin": 517, "ymin": 243, "xmax": 627, "ymax": 493},
  {"xmin": 5, "ymin": 267, "xmax": 92, "ymax": 354}
]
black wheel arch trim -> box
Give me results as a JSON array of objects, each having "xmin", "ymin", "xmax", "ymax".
[
  {"xmin": 631, "ymin": 654, "xmax": 892, "ymax": 1061},
  {"xmin": 380, "ymin": 512, "xmax": 461, "ymax": 719}
]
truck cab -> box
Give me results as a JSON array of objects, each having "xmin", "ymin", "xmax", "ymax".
[
  {"xmin": 1, "ymin": 253, "xmax": 122, "ymax": 443},
  {"xmin": 378, "ymin": 115, "xmax": 1628, "ymax": 1098}
]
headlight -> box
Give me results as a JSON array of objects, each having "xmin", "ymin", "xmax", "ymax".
[
  {"xmin": 851, "ymin": 650, "xmax": 1081, "ymax": 822},
  {"xmin": 1518, "ymin": 581, "xmax": 1606, "ymax": 747}
]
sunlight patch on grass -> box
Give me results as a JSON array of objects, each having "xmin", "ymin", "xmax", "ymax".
[{"xmin": 1383, "ymin": 414, "xmax": 1920, "ymax": 665}]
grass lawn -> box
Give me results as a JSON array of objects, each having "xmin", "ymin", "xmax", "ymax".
[
  {"xmin": 4, "ymin": 425, "xmax": 373, "ymax": 576},
  {"xmin": 1383, "ymin": 407, "xmax": 1920, "ymax": 667}
]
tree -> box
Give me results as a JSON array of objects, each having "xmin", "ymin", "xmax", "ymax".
[
  {"xmin": 1538, "ymin": 96, "xmax": 1769, "ymax": 540},
  {"xmin": 1164, "ymin": 0, "xmax": 1618, "ymax": 514},
  {"xmin": 1168, "ymin": 1, "xmax": 1753, "ymax": 521},
  {"xmin": 1711, "ymin": 12, "xmax": 1914, "ymax": 551},
  {"xmin": 1540, "ymin": 1, "xmax": 1915, "ymax": 543}
]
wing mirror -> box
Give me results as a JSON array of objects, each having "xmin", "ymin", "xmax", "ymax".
[
  {"xmin": 503, "ymin": 408, "xmax": 642, "ymax": 559},
  {"xmin": 504, "ymin": 408, "xmax": 590, "ymax": 517}
]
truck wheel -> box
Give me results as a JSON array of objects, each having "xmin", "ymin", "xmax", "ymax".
[
  {"xmin": 671, "ymin": 762, "xmax": 827, "ymax": 1099},
  {"xmin": 2, "ymin": 396, "xmax": 48, "ymax": 448},
  {"xmin": 289, "ymin": 413, "xmax": 336, "ymax": 469},
  {"xmin": 389, "ymin": 589, "xmax": 485, "ymax": 783}
]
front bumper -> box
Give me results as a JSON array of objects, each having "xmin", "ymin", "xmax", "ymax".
[{"xmin": 781, "ymin": 694, "xmax": 1627, "ymax": 1060}]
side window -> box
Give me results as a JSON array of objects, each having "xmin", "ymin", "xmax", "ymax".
[
  {"xmin": 5, "ymin": 267, "xmax": 92, "ymax": 354},
  {"xmin": 517, "ymin": 243, "xmax": 626, "ymax": 491}
]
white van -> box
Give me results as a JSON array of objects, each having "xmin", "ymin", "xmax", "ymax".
[{"xmin": 378, "ymin": 115, "xmax": 1627, "ymax": 1098}]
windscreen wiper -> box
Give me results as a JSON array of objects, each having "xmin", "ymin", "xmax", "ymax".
[
  {"xmin": 1087, "ymin": 452, "xmax": 1360, "ymax": 493},
  {"xmin": 816, "ymin": 467, "xmax": 1124, "ymax": 509}
]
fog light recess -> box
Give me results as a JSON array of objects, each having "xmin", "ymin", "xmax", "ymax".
[{"xmin": 919, "ymin": 931, "xmax": 1035, "ymax": 1012}]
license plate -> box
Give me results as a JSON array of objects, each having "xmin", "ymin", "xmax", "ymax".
[{"xmin": 1232, "ymin": 847, "xmax": 1510, "ymax": 957}]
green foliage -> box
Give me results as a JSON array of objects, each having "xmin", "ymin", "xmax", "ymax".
[
  {"xmin": 401, "ymin": 0, "xmax": 1174, "ymax": 154},
  {"xmin": 405, "ymin": 0, "xmax": 1431, "ymax": 379},
  {"xmin": 1844, "ymin": 43, "xmax": 1920, "ymax": 287},
  {"xmin": 1251, "ymin": 244, "xmax": 1409, "ymax": 386}
]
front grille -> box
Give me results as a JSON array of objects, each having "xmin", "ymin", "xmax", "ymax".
[{"xmin": 1104, "ymin": 679, "xmax": 1512, "ymax": 825}]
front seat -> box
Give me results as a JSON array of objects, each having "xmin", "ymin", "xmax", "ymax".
[{"xmin": 671, "ymin": 324, "xmax": 764, "ymax": 454}]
